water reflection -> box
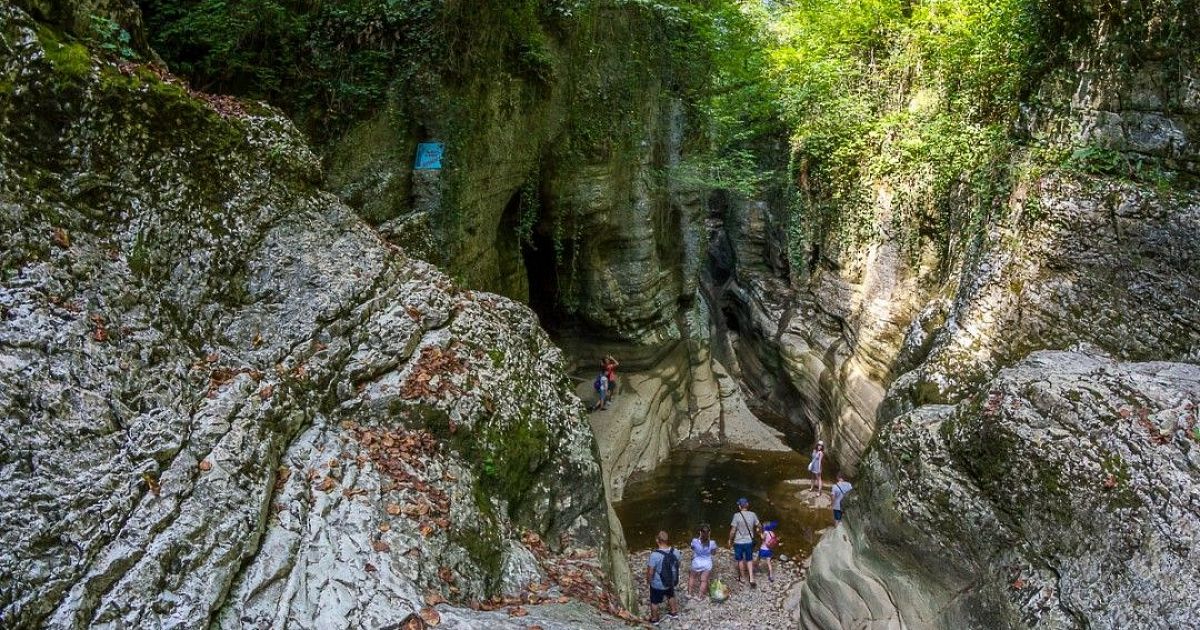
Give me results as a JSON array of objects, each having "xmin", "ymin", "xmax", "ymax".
[{"xmin": 614, "ymin": 448, "xmax": 831, "ymax": 560}]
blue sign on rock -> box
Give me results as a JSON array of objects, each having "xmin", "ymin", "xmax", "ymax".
[{"xmin": 414, "ymin": 142, "xmax": 445, "ymax": 170}]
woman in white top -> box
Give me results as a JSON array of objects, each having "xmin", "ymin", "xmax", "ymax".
[
  {"xmin": 808, "ymin": 440, "xmax": 825, "ymax": 495},
  {"xmin": 688, "ymin": 524, "xmax": 718, "ymax": 597}
]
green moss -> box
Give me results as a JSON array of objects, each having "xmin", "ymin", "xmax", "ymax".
[
  {"xmin": 1100, "ymin": 452, "xmax": 1139, "ymax": 509},
  {"xmin": 37, "ymin": 25, "xmax": 92, "ymax": 80},
  {"xmin": 487, "ymin": 349, "xmax": 505, "ymax": 368},
  {"xmin": 129, "ymin": 231, "xmax": 152, "ymax": 277},
  {"xmin": 449, "ymin": 523, "xmax": 505, "ymax": 592},
  {"xmin": 450, "ymin": 412, "xmax": 549, "ymax": 518}
]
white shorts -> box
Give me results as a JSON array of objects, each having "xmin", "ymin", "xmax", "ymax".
[{"xmin": 691, "ymin": 557, "xmax": 713, "ymax": 573}]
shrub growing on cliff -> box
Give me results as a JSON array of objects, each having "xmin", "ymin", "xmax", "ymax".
[{"xmin": 766, "ymin": 0, "xmax": 1091, "ymax": 270}]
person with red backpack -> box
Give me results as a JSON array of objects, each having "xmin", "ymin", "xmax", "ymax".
[{"xmin": 645, "ymin": 530, "xmax": 680, "ymax": 623}]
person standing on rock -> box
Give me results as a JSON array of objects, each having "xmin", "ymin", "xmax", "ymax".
[
  {"xmin": 604, "ymin": 355, "xmax": 620, "ymax": 401},
  {"xmin": 646, "ymin": 530, "xmax": 681, "ymax": 623},
  {"xmin": 831, "ymin": 472, "xmax": 853, "ymax": 526},
  {"xmin": 808, "ymin": 440, "xmax": 825, "ymax": 495},
  {"xmin": 688, "ymin": 524, "xmax": 718, "ymax": 598},
  {"xmin": 728, "ymin": 497, "xmax": 762, "ymax": 588},
  {"xmin": 592, "ymin": 364, "xmax": 609, "ymax": 411}
]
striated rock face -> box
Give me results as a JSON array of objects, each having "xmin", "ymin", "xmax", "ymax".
[
  {"xmin": 324, "ymin": 4, "xmax": 731, "ymax": 495},
  {"xmin": 705, "ymin": 192, "xmax": 901, "ymax": 473},
  {"xmin": 774, "ymin": 7, "xmax": 1200, "ymax": 629},
  {"xmin": 801, "ymin": 352, "xmax": 1200, "ymax": 629},
  {"xmin": 324, "ymin": 6, "xmax": 705, "ymax": 348},
  {"xmin": 0, "ymin": 5, "xmax": 631, "ymax": 627}
]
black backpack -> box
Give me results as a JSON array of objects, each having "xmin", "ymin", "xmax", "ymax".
[{"xmin": 654, "ymin": 549, "xmax": 680, "ymax": 588}]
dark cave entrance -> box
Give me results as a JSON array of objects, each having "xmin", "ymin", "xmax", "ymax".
[
  {"xmin": 521, "ymin": 226, "xmax": 563, "ymax": 334},
  {"xmin": 495, "ymin": 191, "xmax": 528, "ymax": 302}
]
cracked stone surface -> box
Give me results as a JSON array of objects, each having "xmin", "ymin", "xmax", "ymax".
[
  {"xmin": 0, "ymin": 4, "xmax": 630, "ymax": 627},
  {"xmin": 799, "ymin": 351, "xmax": 1200, "ymax": 629}
]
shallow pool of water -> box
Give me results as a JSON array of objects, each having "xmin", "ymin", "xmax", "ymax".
[{"xmin": 613, "ymin": 448, "xmax": 832, "ymax": 560}]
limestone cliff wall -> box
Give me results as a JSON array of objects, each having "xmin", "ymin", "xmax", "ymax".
[
  {"xmin": 0, "ymin": 4, "xmax": 634, "ymax": 627},
  {"xmin": 323, "ymin": 4, "xmax": 705, "ymax": 346},
  {"xmin": 320, "ymin": 4, "xmax": 737, "ymax": 491},
  {"xmin": 749, "ymin": 5, "xmax": 1200, "ymax": 628}
]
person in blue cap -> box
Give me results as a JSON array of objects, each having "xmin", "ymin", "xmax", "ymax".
[{"xmin": 727, "ymin": 497, "xmax": 762, "ymax": 588}]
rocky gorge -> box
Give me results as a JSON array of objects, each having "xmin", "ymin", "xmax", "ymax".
[{"xmin": 2, "ymin": 0, "xmax": 1199, "ymax": 629}]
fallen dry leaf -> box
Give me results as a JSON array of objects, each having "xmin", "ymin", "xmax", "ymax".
[
  {"xmin": 198, "ymin": 459, "xmax": 212, "ymax": 472},
  {"xmin": 52, "ymin": 227, "xmax": 70, "ymax": 248},
  {"xmin": 387, "ymin": 503, "xmax": 402, "ymax": 516},
  {"xmin": 91, "ymin": 314, "xmax": 108, "ymax": 342},
  {"xmin": 507, "ymin": 606, "xmax": 528, "ymax": 617},
  {"xmin": 259, "ymin": 384, "xmax": 274, "ymax": 400},
  {"xmin": 373, "ymin": 540, "xmax": 391, "ymax": 552},
  {"xmin": 142, "ymin": 472, "xmax": 160, "ymax": 496},
  {"xmin": 398, "ymin": 612, "xmax": 426, "ymax": 630},
  {"xmin": 418, "ymin": 607, "xmax": 441, "ymax": 626},
  {"xmin": 424, "ymin": 592, "xmax": 446, "ymax": 607}
]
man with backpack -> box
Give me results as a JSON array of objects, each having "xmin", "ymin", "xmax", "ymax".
[{"xmin": 645, "ymin": 530, "xmax": 680, "ymax": 623}]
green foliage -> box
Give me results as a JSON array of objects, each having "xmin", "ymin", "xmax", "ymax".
[
  {"xmin": 668, "ymin": 149, "xmax": 775, "ymax": 196},
  {"xmin": 1060, "ymin": 145, "xmax": 1179, "ymax": 190},
  {"xmin": 766, "ymin": 0, "xmax": 1090, "ymax": 270},
  {"xmin": 89, "ymin": 15, "xmax": 137, "ymax": 59},
  {"xmin": 516, "ymin": 175, "xmax": 540, "ymax": 250},
  {"xmin": 138, "ymin": 0, "xmax": 440, "ymax": 139}
]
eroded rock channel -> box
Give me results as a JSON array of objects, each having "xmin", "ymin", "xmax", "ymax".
[{"xmin": 3, "ymin": 1, "xmax": 1200, "ymax": 629}]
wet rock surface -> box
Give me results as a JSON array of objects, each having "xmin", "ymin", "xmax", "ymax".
[{"xmin": 0, "ymin": 5, "xmax": 631, "ymax": 627}]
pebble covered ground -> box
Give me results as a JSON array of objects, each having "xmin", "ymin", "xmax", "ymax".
[{"xmin": 626, "ymin": 543, "xmax": 818, "ymax": 629}]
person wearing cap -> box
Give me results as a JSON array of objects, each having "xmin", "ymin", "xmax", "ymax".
[
  {"xmin": 808, "ymin": 440, "xmax": 825, "ymax": 495},
  {"xmin": 727, "ymin": 497, "xmax": 762, "ymax": 588},
  {"xmin": 831, "ymin": 472, "xmax": 853, "ymax": 526}
]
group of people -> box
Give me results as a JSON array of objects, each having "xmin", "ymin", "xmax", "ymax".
[
  {"xmin": 643, "ymin": 498, "xmax": 781, "ymax": 624},
  {"xmin": 592, "ymin": 355, "xmax": 619, "ymax": 411},
  {"xmin": 808, "ymin": 439, "xmax": 853, "ymax": 525},
  {"xmin": 642, "ymin": 442, "xmax": 855, "ymax": 625}
]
